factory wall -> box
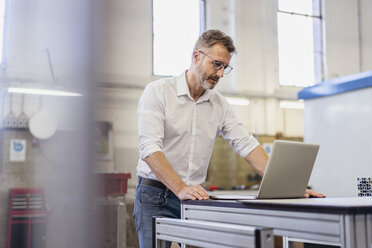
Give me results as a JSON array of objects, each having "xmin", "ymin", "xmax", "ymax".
[{"xmin": 2, "ymin": 0, "xmax": 368, "ymax": 185}]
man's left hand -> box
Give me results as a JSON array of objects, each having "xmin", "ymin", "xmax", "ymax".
[{"xmin": 305, "ymin": 189, "xmax": 326, "ymax": 198}]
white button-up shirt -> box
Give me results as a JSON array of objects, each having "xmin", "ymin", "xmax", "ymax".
[{"xmin": 137, "ymin": 71, "xmax": 259, "ymax": 186}]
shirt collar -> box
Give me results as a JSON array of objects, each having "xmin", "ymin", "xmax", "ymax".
[
  {"xmin": 176, "ymin": 71, "xmax": 189, "ymax": 97},
  {"xmin": 177, "ymin": 71, "xmax": 210, "ymax": 102}
]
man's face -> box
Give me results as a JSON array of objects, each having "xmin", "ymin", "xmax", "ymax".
[{"xmin": 196, "ymin": 43, "xmax": 232, "ymax": 90}]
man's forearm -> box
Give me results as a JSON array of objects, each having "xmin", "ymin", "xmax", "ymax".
[
  {"xmin": 144, "ymin": 151, "xmax": 187, "ymax": 195},
  {"xmin": 144, "ymin": 151, "xmax": 209, "ymax": 201},
  {"xmin": 244, "ymin": 145, "xmax": 269, "ymax": 176}
]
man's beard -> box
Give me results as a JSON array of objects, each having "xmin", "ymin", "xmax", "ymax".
[{"xmin": 198, "ymin": 67, "xmax": 219, "ymax": 90}]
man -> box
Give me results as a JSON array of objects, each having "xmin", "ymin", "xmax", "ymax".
[{"xmin": 133, "ymin": 29, "xmax": 325, "ymax": 247}]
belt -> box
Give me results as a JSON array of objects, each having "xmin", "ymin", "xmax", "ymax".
[{"xmin": 138, "ymin": 176, "xmax": 167, "ymax": 191}]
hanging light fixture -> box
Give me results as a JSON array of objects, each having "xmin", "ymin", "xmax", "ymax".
[
  {"xmin": 279, "ymin": 100, "xmax": 304, "ymax": 109},
  {"xmin": 8, "ymin": 87, "xmax": 82, "ymax": 97},
  {"xmin": 225, "ymin": 96, "xmax": 250, "ymax": 106}
]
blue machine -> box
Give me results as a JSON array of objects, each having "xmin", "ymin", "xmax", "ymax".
[{"xmin": 298, "ymin": 71, "xmax": 372, "ymax": 197}]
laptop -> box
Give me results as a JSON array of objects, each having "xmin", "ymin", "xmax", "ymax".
[{"xmin": 209, "ymin": 140, "xmax": 320, "ymax": 200}]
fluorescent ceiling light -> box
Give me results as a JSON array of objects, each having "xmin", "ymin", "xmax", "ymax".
[
  {"xmin": 225, "ymin": 97, "xmax": 250, "ymax": 106},
  {"xmin": 279, "ymin": 100, "xmax": 304, "ymax": 109},
  {"xmin": 8, "ymin": 87, "xmax": 82, "ymax": 97}
]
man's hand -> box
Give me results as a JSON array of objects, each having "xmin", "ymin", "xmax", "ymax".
[
  {"xmin": 304, "ymin": 189, "xmax": 326, "ymax": 198},
  {"xmin": 177, "ymin": 185, "xmax": 209, "ymax": 200}
]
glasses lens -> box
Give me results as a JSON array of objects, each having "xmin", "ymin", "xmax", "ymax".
[
  {"xmin": 213, "ymin": 61, "xmax": 224, "ymax": 70},
  {"xmin": 224, "ymin": 66, "xmax": 232, "ymax": 74}
]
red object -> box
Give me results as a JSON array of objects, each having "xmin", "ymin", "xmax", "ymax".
[
  {"xmin": 97, "ymin": 173, "xmax": 131, "ymax": 196},
  {"xmin": 7, "ymin": 188, "xmax": 49, "ymax": 248},
  {"xmin": 208, "ymin": 186, "xmax": 219, "ymax": 191}
]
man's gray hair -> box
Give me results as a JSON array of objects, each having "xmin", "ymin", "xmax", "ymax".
[{"xmin": 193, "ymin": 29, "xmax": 236, "ymax": 54}]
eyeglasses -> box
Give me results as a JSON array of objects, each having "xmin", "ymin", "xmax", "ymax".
[{"xmin": 198, "ymin": 50, "xmax": 233, "ymax": 74}]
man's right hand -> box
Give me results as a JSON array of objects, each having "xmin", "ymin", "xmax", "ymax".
[{"xmin": 177, "ymin": 185, "xmax": 209, "ymax": 200}]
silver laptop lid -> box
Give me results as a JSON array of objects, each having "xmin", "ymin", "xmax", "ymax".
[{"xmin": 257, "ymin": 140, "xmax": 320, "ymax": 199}]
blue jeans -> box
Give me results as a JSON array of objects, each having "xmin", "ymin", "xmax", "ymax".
[{"xmin": 133, "ymin": 182, "xmax": 180, "ymax": 248}]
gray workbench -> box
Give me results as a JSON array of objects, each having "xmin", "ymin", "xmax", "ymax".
[{"xmin": 181, "ymin": 197, "xmax": 372, "ymax": 248}]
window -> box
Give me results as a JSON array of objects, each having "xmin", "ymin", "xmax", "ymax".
[
  {"xmin": 153, "ymin": 0, "xmax": 205, "ymax": 76},
  {"xmin": 0, "ymin": 0, "xmax": 7, "ymax": 64},
  {"xmin": 277, "ymin": 0, "xmax": 322, "ymax": 87}
]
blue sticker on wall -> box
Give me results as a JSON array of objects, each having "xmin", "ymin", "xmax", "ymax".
[
  {"xmin": 10, "ymin": 139, "xmax": 27, "ymax": 162},
  {"xmin": 13, "ymin": 142, "xmax": 24, "ymax": 152}
]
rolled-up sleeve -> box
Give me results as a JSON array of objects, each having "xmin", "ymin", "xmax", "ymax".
[
  {"xmin": 220, "ymin": 102, "xmax": 259, "ymax": 158},
  {"xmin": 137, "ymin": 84, "xmax": 165, "ymax": 160}
]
